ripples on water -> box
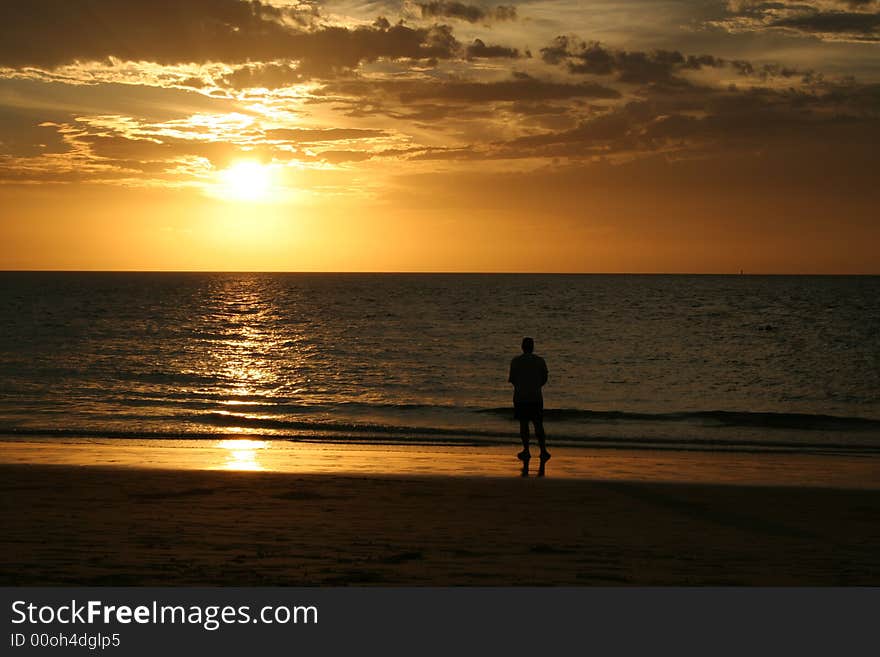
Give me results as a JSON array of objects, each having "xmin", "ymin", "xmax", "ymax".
[{"xmin": 0, "ymin": 273, "xmax": 878, "ymax": 453}]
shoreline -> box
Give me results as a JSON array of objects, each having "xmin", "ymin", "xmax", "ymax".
[
  {"xmin": 1, "ymin": 462, "xmax": 878, "ymax": 586},
  {"xmin": 0, "ymin": 438, "xmax": 879, "ymax": 488}
]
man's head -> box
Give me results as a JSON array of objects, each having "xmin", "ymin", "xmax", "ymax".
[{"xmin": 521, "ymin": 337, "xmax": 535, "ymax": 353}]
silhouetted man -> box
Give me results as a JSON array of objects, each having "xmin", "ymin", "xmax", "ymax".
[{"xmin": 508, "ymin": 337, "xmax": 549, "ymax": 462}]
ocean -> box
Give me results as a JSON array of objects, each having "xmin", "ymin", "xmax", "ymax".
[{"xmin": 1, "ymin": 272, "xmax": 878, "ymax": 455}]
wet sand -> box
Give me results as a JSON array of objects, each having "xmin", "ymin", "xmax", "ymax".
[
  {"xmin": 3, "ymin": 437, "xmax": 880, "ymax": 488},
  {"xmin": 1, "ymin": 460, "xmax": 878, "ymax": 585}
]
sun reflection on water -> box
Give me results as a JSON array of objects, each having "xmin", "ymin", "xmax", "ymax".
[
  {"xmin": 186, "ymin": 276, "xmax": 311, "ymax": 443},
  {"xmin": 216, "ymin": 439, "xmax": 268, "ymax": 471}
]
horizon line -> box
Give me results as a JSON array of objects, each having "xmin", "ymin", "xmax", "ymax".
[{"xmin": 2, "ymin": 269, "xmax": 880, "ymax": 276}]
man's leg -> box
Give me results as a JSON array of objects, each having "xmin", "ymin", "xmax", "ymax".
[
  {"xmin": 535, "ymin": 419, "xmax": 550, "ymax": 459},
  {"xmin": 518, "ymin": 418, "xmax": 531, "ymax": 460},
  {"xmin": 519, "ymin": 419, "xmax": 531, "ymax": 450}
]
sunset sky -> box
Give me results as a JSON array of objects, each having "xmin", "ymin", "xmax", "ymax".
[{"xmin": 1, "ymin": 0, "xmax": 878, "ymax": 272}]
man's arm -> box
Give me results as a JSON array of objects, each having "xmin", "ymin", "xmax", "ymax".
[
  {"xmin": 541, "ymin": 359, "xmax": 548, "ymax": 386},
  {"xmin": 508, "ymin": 359, "xmax": 516, "ymax": 385}
]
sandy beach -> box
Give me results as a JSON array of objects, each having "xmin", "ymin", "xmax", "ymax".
[{"xmin": 1, "ymin": 443, "xmax": 878, "ymax": 586}]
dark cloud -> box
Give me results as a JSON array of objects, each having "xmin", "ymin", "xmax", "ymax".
[
  {"xmin": 1, "ymin": 0, "xmax": 288, "ymax": 67},
  {"xmin": 0, "ymin": 77, "xmax": 235, "ymax": 123},
  {"xmin": 313, "ymin": 74, "xmax": 619, "ymax": 124},
  {"xmin": 509, "ymin": 101, "xmax": 573, "ymax": 116},
  {"xmin": 266, "ymin": 21, "xmax": 462, "ymax": 74},
  {"xmin": 465, "ymin": 39, "xmax": 521, "ymax": 59},
  {"xmin": 397, "ymin": 74, "xmax": 620, "ymax": 102},
  {"xmin": 715, "ymin": 1, "xmax": 880, "ymax": 42},
  {"xmin": 541, "ymin": 37, "xmax": 725, "ymax": 84},
  {"xmin": 730, "ymin": 0, "xmax": 878, "ymax": 11},
  {"xmin": 219, "ymin": 64, "xmax": 305, "ymax": 90},
  {"xmin": 78, "ymin": 133, "xmax": 264, "ymax": 168},
  {"xmin": 0, "ymin": 111, "xmax": 67, "ymax": 158},
  {"xmin": 542, "ymin": 35, "xmax": 819, "ymax": 86},
  {"xmin": 417, "ymin": 2, "xmax": 517, "ymax": 23},
  {"xmin": 728, "ymin": 60, "xmax": 815, "ymax": 82},
  {"xmin": 496, "ymin": 109, "xmax": 637, "ymax": 158},
  {"xmin": 0, "ymin": 0, "xmax": 461, "ymax": 72},
  {"xmin": 419, "ymin": 76, "xmax": 880, "ymax": 164},
  {"xmin": 405, "ymin": 147, "xmax": 477, "ymax": 161},
  {"xmin": 318, "ymin": 150, "xmax": 374, "ymax": 163},
  {"xmin": 769, "ymin": 10, "xmax": 880, "ymax": 37}
]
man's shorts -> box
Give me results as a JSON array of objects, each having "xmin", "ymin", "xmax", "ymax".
[{"xmin": 514, "ymin": 401, "xmax": 543, "ymax": 422}]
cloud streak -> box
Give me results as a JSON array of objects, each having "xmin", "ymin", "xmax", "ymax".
[
  {"xmin": 0, "ymin": 1, "xmax": 462, "ymax": 71},
  {"xmin": 711, "ymin": 0, "xmax": 880, "ymax": 42},
  {"xmin": 416, "ymin": 2, "xmax": 516, "ymax": 23}
]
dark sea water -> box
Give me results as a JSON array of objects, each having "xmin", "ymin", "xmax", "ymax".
[{"xmin": 1, "ymin": 272, "xmax": 878, "ymax": 455}]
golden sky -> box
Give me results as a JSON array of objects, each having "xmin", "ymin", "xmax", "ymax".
[{"xmin": 1, "ymin": 0, "xmax": 878, "ymax": 272}]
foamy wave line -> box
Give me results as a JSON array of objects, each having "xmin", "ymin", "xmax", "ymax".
[
  {"xmin": 478, "ymin": 407, "xmax": 880, "ymax": 431},
  {"xmin": 2, "ymin": 416, "xmax": 879, "ymax": 456},
  {"xmin": 20, "ymin": 396, "xmax": 879, "ymax": 433}
]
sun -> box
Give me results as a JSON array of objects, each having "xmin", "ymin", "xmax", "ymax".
[{"xmin": 217, "ymin": 161, "xmax": 273, "ymax": 201}]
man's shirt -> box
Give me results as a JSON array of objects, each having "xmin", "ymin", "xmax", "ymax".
[{"xmin": 508, "ymin": 353, "xmax": 548, "ymax": 404}]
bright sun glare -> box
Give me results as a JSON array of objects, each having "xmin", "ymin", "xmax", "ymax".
[{"xmin": 219, "ymin": 161, "xmax": 273, "ymax": 201}]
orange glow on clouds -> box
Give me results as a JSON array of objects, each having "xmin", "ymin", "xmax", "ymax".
[{"xmin": 0, "ymin": 1, "xmax": 877, "ymax": 272}]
